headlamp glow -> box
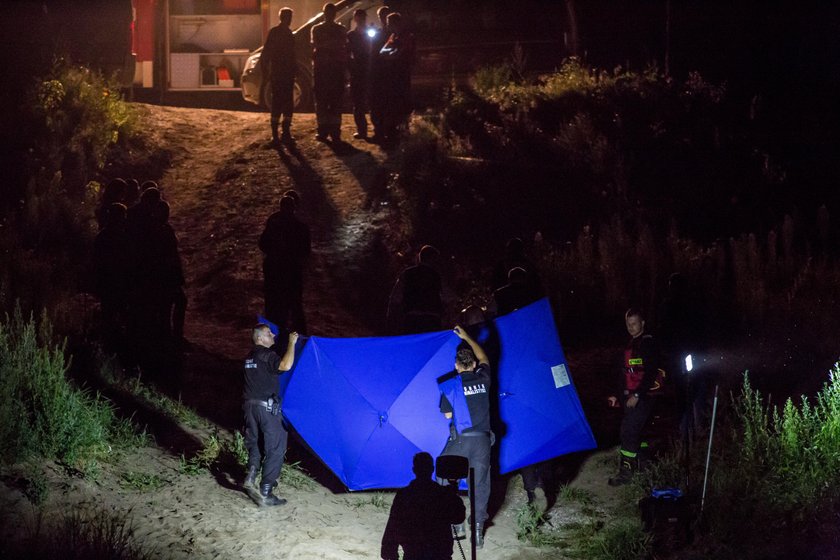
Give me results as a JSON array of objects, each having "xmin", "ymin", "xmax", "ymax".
[
  {"xmin": 367, "ymin": 28, "xmax": 377, "ymax": 38},
  {"xmin": 685, "ymin": 354, "xmax": 693, "ymax": 372}
]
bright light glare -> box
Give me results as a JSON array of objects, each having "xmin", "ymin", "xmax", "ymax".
[
  {"xmin": 685, "ymin": 354, "xmax": 693, "ymax": 372},
  {"xmin": 367, "ymin": 28, "xmax": 377, "ymax": 38}
]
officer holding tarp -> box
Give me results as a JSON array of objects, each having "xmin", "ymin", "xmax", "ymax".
[
  {"xmin": 437, "ymin": 326, "xmax": 492, "ymax": 549},
  {"xmin": 242, "ymin": 326, "xmax": 299, "ymax": 506}
]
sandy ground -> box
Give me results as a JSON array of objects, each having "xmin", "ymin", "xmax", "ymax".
[{"xmin": 0, "ymin": 105, "xmax": 626, "ymax": 560}]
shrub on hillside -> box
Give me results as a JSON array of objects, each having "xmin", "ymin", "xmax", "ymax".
[
  {"xmin": 398, "ymin": 58, "xmax": 778, "ymax": 245},
  {"xmin": 0, "ymin": 62, "xmax": 137, "ymax": 317},
  {"xmin": 0, "ymin": 308, "xmax": 139, "ymax": 470}
]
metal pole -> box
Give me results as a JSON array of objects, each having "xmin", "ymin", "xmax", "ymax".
[
  {"xmin": 701, "ymin": 384, "xmax": 719, "ymax": 513},
  {"xmin": 469, "ymin": 466, "xmax": 476, "ymax": 560}
]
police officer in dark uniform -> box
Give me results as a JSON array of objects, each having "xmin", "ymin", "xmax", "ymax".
[
  {"xmin": 242, "ymin": 325, "xmax": 299, "ymax": 506},
  {"xmin": 259, "ymin": 7, "xmax": 296, "ymax": 145},
  {"xmin": 347, "ymin": 8, "xmax": 372, "ymax": 139},
  {"xmin": 607, "ymin": 308, "xmax": 661, "ymax": 486},
  {"xmin": 437, "ymin": 326, "xmax": 492, "ymax": 549},
  {"xmin": 311, "ymin": 3, "xmax": 347, "ymax": 142}
]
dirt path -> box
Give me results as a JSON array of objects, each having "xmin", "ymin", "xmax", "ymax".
[{"xmin": 145, "ymin": 105, "xmax": 396, "ymax": 357}]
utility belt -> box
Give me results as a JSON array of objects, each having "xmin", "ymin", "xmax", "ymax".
[
  {"xmin": 245, "ymin": 396, "xmax": 281, "ymax": 416},
  {"xmin": 457, "ymin": 430, "xmax": 496, "ymax": 446}
]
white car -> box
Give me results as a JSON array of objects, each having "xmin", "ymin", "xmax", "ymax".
[{"xmin": 241, "ymin": 0, "xmax": 378, "ymax": 111}]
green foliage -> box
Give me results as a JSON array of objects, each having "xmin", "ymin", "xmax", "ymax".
[
  {"xmin": 565, "ymin": 519, "xmax": 652, "ymax": 560},
  {"xmin": 21, "ymin": 466, "xmax": 50, "ymax": 506},
  {"xmin": 641, "ymin": 367, "xmax": 840, "ymax": 558},
  {"xmin": 230, "ymin": 430, "xmax": 249, "ymax": 467},
  {"xmin": 280, "ymin": 461, "xmax": 316, "ymax": 490},
  {"xmin": 557, "ymin": 484, "xmax": 595, "ymax": 506},
  {"xmin": 121, "ymin": 377, "xmax": 204, "ymax": 430},
  {"xmin": 348, "ymin": 492, "xmax": 391, "ymax": 510},
  {"xmin": 119, "ymin": 471, "xmax": 169, "ymax": 492},
  {"xmin": 32, "ymin": 61, "xmax": 137, "ymax": 188},
  {"xmin": 0, "ymin": 308, "xmax": 142, "ymax": 472},
  {"xmin": 515, "ymin": 504, "xmax": 563, "ymax": 547}
]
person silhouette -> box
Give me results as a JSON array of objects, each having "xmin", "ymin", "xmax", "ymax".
[
  {"xmin": 381, "ymin": 452, "xmax": 465, "ymax": 560},
  {"xmin": 259, "ymin": 194, "xmax": 311, "ymax": 333}
]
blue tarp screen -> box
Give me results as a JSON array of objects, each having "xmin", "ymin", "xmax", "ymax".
[{"xmin": 282, "ymin": 298, "xmax": 596, "ymax": 490}]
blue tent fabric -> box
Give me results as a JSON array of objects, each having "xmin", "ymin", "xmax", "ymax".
[
  {"xmin": 282, "ymin": 297, "xmax": 595, "ymax": 490},
  {"xmin": 437, "ymin": 373, "xmax": 474, "ymax": 434},
  {"xmin": 282, "ymin": 331, "xmax": 459, "ymax": 490},
  {"xmin": 494, "ymin": 298, "xmax": 596, "ymax": 473}
]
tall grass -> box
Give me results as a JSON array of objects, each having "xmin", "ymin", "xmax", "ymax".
[
  {"xmin": 0, "ymin": 308, "xmax": 140, "ymax": 471},
  {"xmin": 3, "ymin": 507, "xmax": 152, "ymax": 560},
  {"xmin": 634, "ymin": 367, "xmax": 840, "ymax": 558}
]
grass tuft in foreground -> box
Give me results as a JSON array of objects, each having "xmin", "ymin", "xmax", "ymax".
[{"xmin": 0, "ymin": 308, "xmax": 143, "ymax": 474}]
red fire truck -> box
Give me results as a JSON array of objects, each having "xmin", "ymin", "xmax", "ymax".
[{"xmin": 131, "ymin": 0, "xmax": 329, "ymax": 92}]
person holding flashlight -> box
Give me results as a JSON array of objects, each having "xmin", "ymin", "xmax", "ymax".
[{"xmin": 607, "ymin": 308, "xmax": 662, "ymax": 486}]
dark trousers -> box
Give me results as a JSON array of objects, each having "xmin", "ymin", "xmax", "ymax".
[
  {"xmin": 171, "ymin": 287, "xmax": 187, "ymax": 341},
  {"xmin": 349, "ymin": 73, "xmax": 368, "ymax": 135},
  {"xmin": 620, "ymin": 397, "xmax": 654, "ymax": 455},
  {"xmin": 313, "ymin": 63, "xmax": 344, "ymax": 134},
  {"xmin": 270, "ymin": 77, "xmax": 294, "ymax": 124},
  {"xmin": 439, "ymin": 432, "xmax": 491, "ymax": 525},
  {"xmin": 521, "ymin": 463, "xmax": 544, "ymax": 492},
  {"xmin": 264, "ymin": 270, "xmax": 307, "ymax": 334},
  {"xmin": 243, "ymin": 402, "xmax": 288, "ymax": 487}
]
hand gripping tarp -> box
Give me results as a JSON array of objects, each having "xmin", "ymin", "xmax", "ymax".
[{"xmin": 282, "ymin": 297, "xmax": 595, "ymax": 490}]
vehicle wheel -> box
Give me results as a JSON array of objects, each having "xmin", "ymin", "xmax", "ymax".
[
  {"xmin": 259, "ymin": 72, "xmax": 313, "ymax": 112},
  {"xmin": 295, "ymin": 64, "xmax": 313, "ymax": 112},
  {"xmin": 260, "ymin": 80, "xmax": 273, "ymax": 110}
]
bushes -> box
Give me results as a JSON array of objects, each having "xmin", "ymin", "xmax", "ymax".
[
  {"xmin": 0, "ymin": 308, "xmax": 139, "ymax": 470},
  {"xmin": 31, "ymin": 61, "xmax": 137, "ymax": 195},
  {"xmin": 636, "ymin": 368, "xmax": 840, "ymax": 558},
  {"xmin": 396, "ymin": 58, "xmax": 788, "ymax": 246},
  {"xmin": 1, "ymin": 61, "xmax": 138, "ymax": 318}
]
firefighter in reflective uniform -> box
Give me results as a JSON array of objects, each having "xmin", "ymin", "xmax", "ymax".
[
  {"xmin": 311, "ymin": 3, "xmax": 348, "ymax": 142},
  {"xmin": 607, "ymin": 308, "xmax": 662, "ymax": 486}
]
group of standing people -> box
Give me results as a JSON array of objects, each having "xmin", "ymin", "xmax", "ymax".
[
  {"xmin": 259, "ymin": 3, "xmax": 415, "ymax": 147},
  {"xmin": 92, "ymin": 178, "xmax": 186, "ymax": 362}
]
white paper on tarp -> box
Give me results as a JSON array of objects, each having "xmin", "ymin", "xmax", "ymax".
[{"xmin": 551, "ymin": 364, "xmax": 570, "ymax": 388}]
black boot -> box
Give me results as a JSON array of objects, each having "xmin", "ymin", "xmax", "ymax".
[
  {"xmin": 243, "ymin": 465, "xmax": 257, "ymax": 490},
  {"xmin": 260, "ymin": 482, "xmax": 287, "ymax": 507},
  {"xmin": 267, "ymin": 122, "xmax": 280, "ymax": 147},
  {"xmin": 474, "ymin": 522, "xmax": 484, "ymax": 549},
  {"xmin": 281, "ymin": 119, "xmax": 295, "ymax": 144},
  {"xmin": 608, "ymin": 455, "xmax": 636, "ymax": 486}
]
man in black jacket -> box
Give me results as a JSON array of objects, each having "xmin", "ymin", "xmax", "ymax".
[
  {"xmin": 381, "ymin": 452, "xmax": 465, "ymax": 560},
  {"xmin": 242, "ymin": 325, "xmax": 299, "ymax": 506},
  {"xmin": 259, "ymin": 7, "xmax": 296, "ymax": 145}
]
